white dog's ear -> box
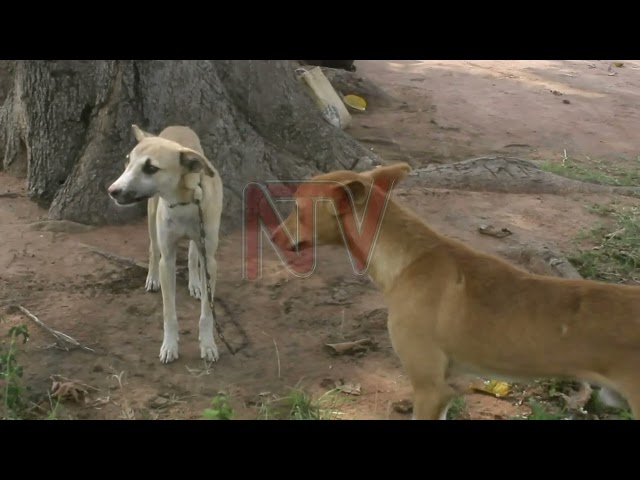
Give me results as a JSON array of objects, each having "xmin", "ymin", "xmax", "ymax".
[
  {"xmin": 131, "ymin": 124, "xmax": 155, "ymax": 143},
  {"xmin": 179, "ymin": 148, "xmax": 215, "ymax": 177}
]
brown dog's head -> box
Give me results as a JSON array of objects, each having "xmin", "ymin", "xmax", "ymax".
[{"xmin": 271, "ymin": 162, "xmax": 412, "ymax": 254}]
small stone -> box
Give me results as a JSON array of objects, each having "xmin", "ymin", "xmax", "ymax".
[
  {"xmin": 149, "ymin": 396, "xmax": 170, "ymax": 409},
  {"xmin": 392, "ymin": 399, "xmax": 413, "ymax": 414}
]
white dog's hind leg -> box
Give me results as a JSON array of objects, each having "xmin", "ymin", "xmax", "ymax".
[
  {"xmin": 158, "ymin": 238, "xmax": 180, "ymax": 363},
  {"xmin": 145, "ymin": 197, "xmax": 161, "ymax": 292},
  {"xmin": 198, "ymin": 251, "xmax": 220, "ymax": 362},
  {"xmin": 188, "ymin": 241, "xmax": 202, "ymax": 299}
]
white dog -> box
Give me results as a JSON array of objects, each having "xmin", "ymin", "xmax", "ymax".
[{"xmin": 108, "ymin": 125, "xmax": 224, "ymax": 364}]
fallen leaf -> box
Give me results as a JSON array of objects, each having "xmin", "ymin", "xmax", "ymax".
[
  {"xmin": 149, "ymin": 396, "xmax": 171, "ymax": 409},
  {"xmin": 51, "ymin": 380, "xmax": 88, "ymax": 403},
  {"xmin": 550, "ymin": 90, "xmax": 563, "ymax": 96},
  {"xmin": 324, "ymin": 338, "xmax": 376, "ymax": 356},
  {"xmin": 91, "ymin": 396, "xmax": 111, "ymax": 407},
  {"xmin": 334, "ymin": 379, "xmax": 362, "ymax": 396},
  {"xmin": 471, "ymin": 379, "xmax": 511, "ymax": 398},
  {"xmin": 478, "ymin": 224, "xmax": 513, "ymax": 239},
  {"xmin": 613, "ymin": 62, "xmax": 624, "ymax": 68}
]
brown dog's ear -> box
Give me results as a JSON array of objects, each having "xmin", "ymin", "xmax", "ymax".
[
  {"xmin": 332, "ymin": 178, "xmax": 368, "ymax": 214},
  {"xmin": 131, "ymin": 124, "xmax": 155, "ymax": 143},
  {"xmin": 179, "ymin": 148, "xmax": 215, "ymax": 177},
  {"xmin": 363, "ymin": 162, "xmax": 412, "ymax": 184},
  {"xmin": 343, "ymin": 179, "xmax": 368, "ymax": 205}
]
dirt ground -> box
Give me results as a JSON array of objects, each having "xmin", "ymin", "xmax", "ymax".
[{"xmin": 2, "ymin": 60, "xmax": 640, "ymax": 420}]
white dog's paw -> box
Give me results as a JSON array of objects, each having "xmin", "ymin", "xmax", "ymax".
[
  {"xmin": 189, "ymin": 282, "xmax": 202, "ymax": 299},
  {"xmin": 145, "ymin": 273, "xmax": 160, "ymax": 292},
  {"xmin": 159, "ymin": 339, "xmax": 179, "ymax": 363},
  {"xmin": 200, "ymin": 339, "xmax": 219, "ymax": 363}
]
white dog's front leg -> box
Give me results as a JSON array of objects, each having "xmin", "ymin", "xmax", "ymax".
[
  {"xmin": 199, "ymin": 252, "xmax": 219, "ymax": 362},
  {"xmin": 145, "ymin": 197, "xmax": 161, "ymax": 292},
  {"xmin": 158, "ymin": 242, "xmax": 179, "ymax": 363},
  {"xmin": 188, "ymin": 241, "xmax": 202, "ymax": 299}
]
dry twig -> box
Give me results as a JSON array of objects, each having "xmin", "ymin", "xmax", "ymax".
[
  {"xmin": 262, "ymin": 331, "xmax": 281, "ymax": 378},
  {"xmin": 16, "ymin": 305, "xmax": 95, "ymax": 353},
  {"xmin": 79, "ymin": 243, "xmax": 149, "ymax": 270}
]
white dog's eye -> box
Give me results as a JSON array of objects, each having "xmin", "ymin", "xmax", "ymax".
[{"xmin": 142, "ymin": 158, "xmax": 160, "ymax": 175}]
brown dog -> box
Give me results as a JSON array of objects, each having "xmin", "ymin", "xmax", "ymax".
[{"xmin": 271, "ymin": 162, "xmax": 640, "ymax": 420}]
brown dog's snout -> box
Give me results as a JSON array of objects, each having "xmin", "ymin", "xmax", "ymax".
[
  {"xmin": 271, "ymin": 224, "xmax": 289, "ymax": 250},
  {"xmin": 271, "ymin": 222, "xmax": 300, "ymax": 252}
]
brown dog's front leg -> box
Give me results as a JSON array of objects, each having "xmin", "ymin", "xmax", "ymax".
[
  {"xmin": 412, "ymin": 385, "xmax": 455, "ymax": 420},
  {"xmin": 388, "ymin": 318, "xmax": 453, "ymax": 420}
]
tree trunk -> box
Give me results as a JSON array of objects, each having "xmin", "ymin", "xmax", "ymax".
[
  {"xmin": 405, "ymin": 156, "xmax": 640, "ymax": 198},
  {"xmin": 0, "ymin": 60, "xmax": 380, "ymax": 230}
]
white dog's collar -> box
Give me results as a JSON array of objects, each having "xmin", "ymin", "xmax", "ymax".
[
  {"xmin": 168, "ymin": 182, "xmax": 203, "ymax": 208},
  {"xmin": 168, "ymin": 201, "xmax": 191, "ymax": 208}
]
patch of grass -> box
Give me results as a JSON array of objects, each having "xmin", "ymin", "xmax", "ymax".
[
  {"xmin": 446, "ymin": 395, "xmax": 467, "ymax": 420},
  {"xmin": 587, "ymin": 202, "xmax": 619, "ymax": 217},
  {"xmin": 617, "ymin": 409, "xmax": 634, "ymax": 420},
  {"xmin": 45, "ymin": 396, "xmax": 62, "ymax": 420},
  {"xmin": 510, "ymin": 399, "xmax": 567, "ymax": 420},
  {"xmin": 0, "ymin": 322, "xmax": 29, "ymax": 420},
  {"xmin": 202, "ymin": 386, "xmax": 345, "ymax": 420},
  {"xmin": 257, "ymin": 386, "xmax": 344, "ymax": 420},
  {"xmin": 540, "ymin": 157, "xmax": 640, "ymax": 187},
  {"xmin": 526, "ymin": 400, "xmax": 567, "ymax": 420},
  {"xmin": 203, "ymin": 393, "xmax": 234, "ymax": 420},
  {"xmin": 583, "ymin": 388, "xmax": 633, "ymax": 420},
  {"xmin": 569, "ymin": 205, "xmax": 640, "ymax": 284}
]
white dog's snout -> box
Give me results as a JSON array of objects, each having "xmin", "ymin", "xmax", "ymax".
[{"xmin": 107, "ymin": 182, "xmax": 121, "ymax": 195}]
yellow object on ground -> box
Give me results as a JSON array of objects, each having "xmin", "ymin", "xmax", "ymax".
[
  {"xmin": 471, "ymin": 379, "xmax": 511, "ymax": 398},
  {"xmin": 343, "ymin": 94, "xmax": 367, "ymax": 111}
]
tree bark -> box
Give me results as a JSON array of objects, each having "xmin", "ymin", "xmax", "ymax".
[{"xmin": 0, "ymin": 60, "xmax": 380, "ymax": 229}]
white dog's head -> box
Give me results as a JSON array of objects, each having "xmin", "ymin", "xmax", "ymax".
[{"xmin": 107, "ymin": 125, "xmax": 214, "ymax": 206}]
